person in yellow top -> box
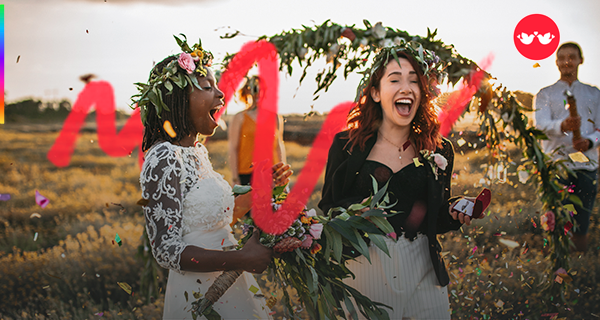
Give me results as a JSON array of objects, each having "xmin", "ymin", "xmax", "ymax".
[{"xmin": 228, "ymin": 75, "xmax": 286, "ymax": 186}]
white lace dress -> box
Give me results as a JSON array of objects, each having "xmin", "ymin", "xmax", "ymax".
[{"xmin": 140, "ymin": 142, "xmax": 272, "ymax": 320}]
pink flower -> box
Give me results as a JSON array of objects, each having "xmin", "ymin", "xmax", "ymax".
[
  {"xmin": 309, "ymin": 223, "xmax": 323, "ymax": 239},
  {"xmin": 301, "ymin": 235, "xmax": 313, "ymax": 249},
  {"xmin": 432, "ymin": 153, "xmax": 448, "ymax": 170},
  {"xmin": 305, "ymin": 208, "xmax": 317, "ymax": 217},
  {"xmin": 35, "ymin": 190, "xmax": 49, "ymax": 208},
  {"xmin": 540, "ymin": 211, "xmax": 555, "ymax": 232},
  {"xmin": 177, "ymin": 52, "xmax": 196, "ymax": 74},
  {"xmin": 387, "ymin": 232, "xmax": 397, "ymax": 240}
]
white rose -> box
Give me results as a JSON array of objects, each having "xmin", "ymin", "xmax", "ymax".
[{"xmin": 432, "ymin": 153, "xmax": 448, "ymax": 170}]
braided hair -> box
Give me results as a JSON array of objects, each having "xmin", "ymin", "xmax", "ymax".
[{"xmin": 141, "ymin": 56, "xmax": 195, "ymax": 152}]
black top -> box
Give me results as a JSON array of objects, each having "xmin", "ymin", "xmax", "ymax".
[
  {"xmin": 350, "ymin": 160, "xmax": 428, "ymax": 239},
  {"xmin": 319, "ymin": 130, "xmax": 462, "ymax": 286}
]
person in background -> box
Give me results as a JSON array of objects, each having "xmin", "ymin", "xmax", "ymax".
[
  {"xmin": 534, "ymin": 42, "xmax": 600, "ymax": 252},
  {"xmin": 228, "ymin": 75, "xmax": 286, "ymax": 186}
]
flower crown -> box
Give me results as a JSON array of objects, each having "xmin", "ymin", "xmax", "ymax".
[
  {"xmin": 132, "ymin": 34, "xmax": 214, "ymax": 124},
  {"xmin": 355, "ymin": 41, "xmax": 447, "ymax": 102}
]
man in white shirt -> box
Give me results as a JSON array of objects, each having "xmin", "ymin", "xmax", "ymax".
[{"xmin": 534, "ymin": 42, "xmax": 600, "ymax": 252}]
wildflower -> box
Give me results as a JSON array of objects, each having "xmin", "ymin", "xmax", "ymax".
[
  {"xmin": 190, "ymin": 49, "xmax": 204, "ymax": 61},
  {"xmin": 310, "ymin": 243, "xmax": 322, "ymax": 255},
  {"xmin": 432, "ymin": 153, "xmax": 448, "ymax": 170},
  {"xmin": 301, "ymin": 216, "xmax": 312, "ymax": 224},
  {"xmin": 340, "ymin": 27, "xmax": 356, "ymax": 41},
  {"xmin": 540, "ymin": 211, "xmax": 555, "ymax": 232},
  {"xmin": 306, "ymin": 208, "xmax": 317, "ymax": 217},
  {"xmin": 309, "ymin": 223, "xmax": 323, "ymax": 239},
  {"xmin": 301, "ymin": 235, "xmax": 313, "ymax": 249},
  {"xmin": 372, "ymin": 22, "xmax": 386, "ymax": 39},
  {"xmin": 178, "ymin": 52, "xmax": 196, "ymax": 74}
]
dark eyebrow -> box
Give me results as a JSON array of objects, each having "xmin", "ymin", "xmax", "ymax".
[{"xmin": 387, "ymin": 70, "xmax": 417, "ymax": 77}]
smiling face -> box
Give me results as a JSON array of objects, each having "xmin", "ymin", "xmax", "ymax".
[
  {"xmin": 370, "ymin": 57, "xmax": 422, "ymax": 129},
  {"xmin": 188, "ymin": 68, "xmax": 224, "ymax": 136},
  {"xmin": 556, "ymin": 46, "xmax": 582, "ymax": 79}
]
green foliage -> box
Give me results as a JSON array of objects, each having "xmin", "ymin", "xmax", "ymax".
[{"xmin": 225, "ymin": 20, "xmax": 478, "ymax": 98}]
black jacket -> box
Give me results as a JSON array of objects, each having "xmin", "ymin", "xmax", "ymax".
[{"xmin": 318, "ymin": 130, "xmax": 462, "ymax": 286}]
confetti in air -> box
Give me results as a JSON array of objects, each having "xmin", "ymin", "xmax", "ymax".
[
  {"xmin": 117, "ymin": 282, "xmax": 132, "ymax": 295},
  {"xmin": 115, "ymin": 233, "xmax": 122, "ymax": 246},
  {"xmin": 498, "ymin": 238, "xmax": 519, "ymax": 249},
  {"xmin": 35, "ymin": 190, "xmax": 49, "ymax": 208},
  {"xmin": 568, "ymin": 151, "xmax": 589, "ymax": 163},
  {"xmin": 163, "ymin": 120, "xmax": 177, "ymax": 138},
  {"xmin": 0, "ymin": 194, "xmax": 10, "ymax": 201}
]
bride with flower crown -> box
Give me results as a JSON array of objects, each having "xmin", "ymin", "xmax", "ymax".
[{"xmin": 136, "ymin": 35, "xmax": 291, "ymax": 319}]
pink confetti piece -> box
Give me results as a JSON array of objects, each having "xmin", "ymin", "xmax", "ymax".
[
  {"xmin": 472, "ymin": 246, "xmax": 477, "ymax": 254},
  {"xmin": 564, "ymin": 221, "xmax": 573, "ymax": 235},
  {"xmin": 35, "ymin": 190, "xmax": 49, "ymax": 208},
  {"xmin": 0, "ymin": 194, "xmax": 11, "ymax": 201}
]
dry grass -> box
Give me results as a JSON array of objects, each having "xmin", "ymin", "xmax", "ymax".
[{"xmin": 1, "ymin": 126, "xmax": 599, "ymax": 319}]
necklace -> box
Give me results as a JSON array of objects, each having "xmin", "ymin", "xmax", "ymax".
[{"xmin": 380, "ymin": 133, "xmax": 412, "ymax": 160}]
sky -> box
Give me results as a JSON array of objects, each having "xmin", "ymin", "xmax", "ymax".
[{"xmin": 4, "ymin": 0, "xmax": 600, "ymax": 116}]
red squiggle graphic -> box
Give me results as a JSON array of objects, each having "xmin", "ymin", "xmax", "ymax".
[
  {"xmin": 218, "ymin": 40, "xmax": 354, "ymax": 234},
  {"xmin": 438, "ymin": 53, "xmax": 494, "ymax": 137},
  {"xmin": 47, "ymin": 81, "xmax": 144, "ymax": 167},
  {"xmin": 46, "ymin": 41, "xmax": 484, "ymax": 235}
]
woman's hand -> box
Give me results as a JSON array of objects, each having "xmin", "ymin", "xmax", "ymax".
[
  {"xmin": 240, "ymin": 231, "xmax": 273, "ymax": 273},
  {"xmin": 449, "ymin": 197, "xmax": 473, "ymax": 226},
  {"xmin": 272, "ymin": 162, "xmax": 292, "ymax": 187}
]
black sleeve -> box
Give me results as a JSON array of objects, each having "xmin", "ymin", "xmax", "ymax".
[
  {"xmin": 436, "ymin": 138, "xmax": 463, "ymax": 234},
  {"xmin": 318, "ymin": 133, "xmax": 350, "ymax": 215}
]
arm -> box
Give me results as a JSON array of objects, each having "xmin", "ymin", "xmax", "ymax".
[
  {"xmin": 228, "ymin": 112, "xmax": 243, "ymax": 185},
  {"xmin": 578, "ymin": 90, "xmax": 600, "ymax": 151},
  {"xmin": 318, "ymin": 133, "xmax": 351, "ymax": 215},
  {"xmin": 534, "ymin": 89, "xmax": 565, "ymax": 137},
  {"xmin": 230, "ymin": 192, "xmax": 253, "ymax": 227},
  {"xmin": 276, "ymin": 114, "xmax": 286, "ymax": 163},
  {"xmin": 141, "ymin": 145, "xmax": 271, "ymax": 274},
  {"xmin": 436, "ymin": 139, "xmax": 464, "ymax": 233}
]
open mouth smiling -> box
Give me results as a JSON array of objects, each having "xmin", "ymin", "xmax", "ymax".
[
  {"xmin": 395, "ymin": 98, "xmax": 413, "ymax": 116},
  {"xmin": 209, "ymin": 104, "xmax": 223, "ymax": 122}
]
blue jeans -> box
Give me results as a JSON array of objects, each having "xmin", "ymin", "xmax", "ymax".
[{"xmin": 559, "ymin": 169, "xmax": 598, "ymax": 235}]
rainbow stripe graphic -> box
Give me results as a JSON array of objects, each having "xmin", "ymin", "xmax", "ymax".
[{"xmin": 0, "ymin": 5, "xmax": 4, "ymax": 124}]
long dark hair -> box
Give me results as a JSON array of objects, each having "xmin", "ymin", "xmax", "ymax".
[
  {"xmin": 141, "ymin": 56, "xmax": 195, "ymax": 152},
  {"xmin": 346, "ymin": 51, "xmax": 441, "ymax": 153}
]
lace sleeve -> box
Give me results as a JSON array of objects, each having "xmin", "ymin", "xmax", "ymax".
[{"xmin": 140, "ymin": 143, "xmax": 189, "ymax": 272}]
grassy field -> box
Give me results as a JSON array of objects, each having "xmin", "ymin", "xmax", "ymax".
[{"xmin": 1, "ymin": 125, "xmax": 599, "ymax": 320}]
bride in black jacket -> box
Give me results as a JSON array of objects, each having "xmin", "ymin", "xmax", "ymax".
[{"xmin": 319, "ymin": 44, "xmax": 483, "ymax": 319}]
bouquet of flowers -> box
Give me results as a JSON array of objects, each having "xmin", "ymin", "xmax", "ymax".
[{"xmin": 192, "ymin": 177, "xmax": 398, "ymax": 320}]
